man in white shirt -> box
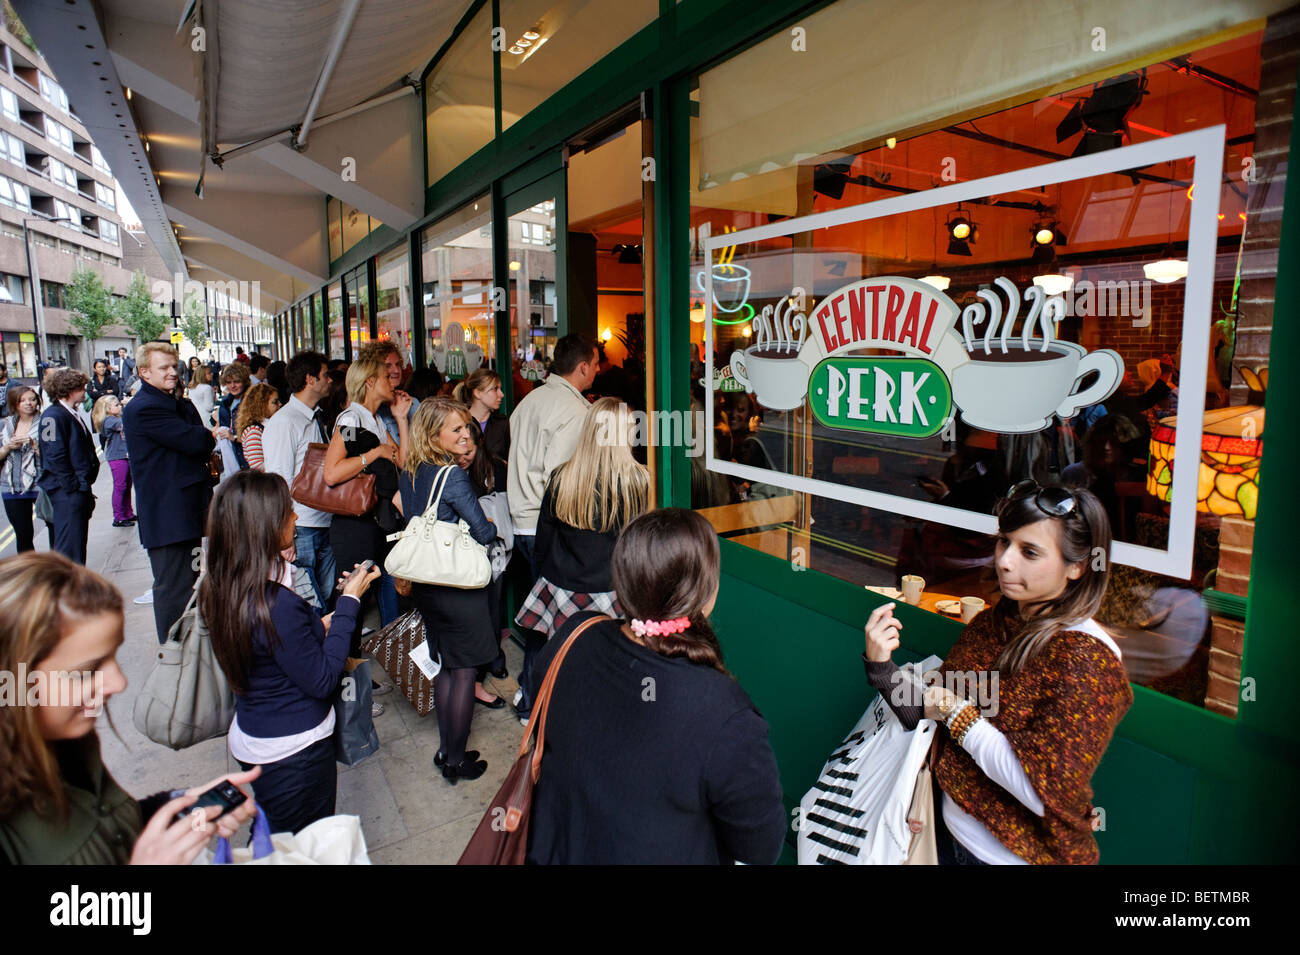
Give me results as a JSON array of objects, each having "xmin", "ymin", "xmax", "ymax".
[
  {"xmin": 507, "ymin": 332, "xmax": 599, "ymax": 720},
  {"xmin": 249, "ymin": 353, "xmax": 270, "ymax": 387},
  {"xmin": 262, "ymin": 350, "xmax": 335, "ymax": 610}
]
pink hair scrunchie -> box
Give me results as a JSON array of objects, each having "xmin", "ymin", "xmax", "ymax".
[{"xmin": 630, "ymin": 617, "xmax": 691, "ymax": 638}]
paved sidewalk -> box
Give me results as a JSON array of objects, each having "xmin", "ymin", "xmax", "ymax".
[{"xmin": 1, "ymin": 463, "xmax": 524, "ymax": 864}]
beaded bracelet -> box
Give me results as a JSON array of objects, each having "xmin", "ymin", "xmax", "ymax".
[{"xmin": 950, "ymin": 707, "xmax": 982, "ymax": 747}]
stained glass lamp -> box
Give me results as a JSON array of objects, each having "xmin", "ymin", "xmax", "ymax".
[{"xmin": 1147, "ymin": 406, "xmax": 1263, "ymax": 519}]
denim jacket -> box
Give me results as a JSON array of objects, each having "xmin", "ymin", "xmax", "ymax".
[{"xmin": 399, "ymin": 463, "xmax": 496, "ymax": 545}]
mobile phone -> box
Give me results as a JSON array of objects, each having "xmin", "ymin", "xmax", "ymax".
[
  {"xmin": 356, "ymin": 559, "xmax": 375, "ymax": 575},
  {"xmin": 174, "ymin": 780, "xmax": 248, "ymax": 824}
]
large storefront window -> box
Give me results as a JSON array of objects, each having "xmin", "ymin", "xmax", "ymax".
[
  {"xmin": 344, "ymin": 264, "xmax": 370, "ymax": 351},
  {"xmin": 327, "ymin": 281, "xmax": 344, "ymax": 359},
  {"xmin": 498, "ymin": 0, "xmax": 658, "ymax": 132},
  {"xmin": 509, "ymin": 199, "xmax": 557, "ymax": 367},
  {"xmin": 689, "ymin": 19, "xmax": 1286, "ymax": 715},
  {"xmin": 420, "ymin": 195, "xmax": 493, "ymax": 380},
  {"xmin": 424, "ymin": 2, "xmax": 494, "ymax": 185},
  {"xmin": 376, "ymin": 244, "xmax": 413, "ymax": 359}
]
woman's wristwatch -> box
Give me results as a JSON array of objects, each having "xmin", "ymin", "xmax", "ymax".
[{"xmin": 360, "ymin": 453, "xmax": 368, "ymax": 468}]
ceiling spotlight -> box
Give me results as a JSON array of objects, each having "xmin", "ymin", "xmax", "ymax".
[
  {"xmin": 1034, "ymin": 225, "xmax": 1054, "ymax": 245},
  {"xmin": 613, "ymin": 244, "xmax": 642, "ymax": 265},
  {"xmin": 516, "ymin": 37, "xmax": 531, "ymax": 47},
  {"xmin": 1144, "ymin": 258, "xmax": 1187, "ymax": 284},
  {"xmin": 509, "ymin": 45, "xmax": 524, "ymax": 54},
  {"xmin": 522, "ymin": 30, "xmax": 540, "ymax": 40},
  {"xmin": 1057, "ymin": 72, "xmax": 1148, "ymax": 157},
  {"xmin": 946, "ymin": 206, "xmax": 976, "ymax": 255},
  {"xmin": 812, "ymin": 157, "xmax": 856, "ymax": 200},
  {"xmin": 948, "ymin": 212, "xmax": 972, "ymax": 241},
  {"xmin": 509, "ymin": 260, "xmax": 521, "ymax": 271}
]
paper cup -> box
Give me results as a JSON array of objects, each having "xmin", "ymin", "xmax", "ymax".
[
  {"xmin": 960, "ymin": 596, "xmax": 985, "ymax": 623},
  {"xmin": 901, "ymin": 575, "xmax": 925, "ymax": 605}
]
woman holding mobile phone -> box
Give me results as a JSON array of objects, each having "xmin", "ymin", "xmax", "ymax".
[
  {"xmin": 862, "ymin": 482, "xmax": 1131, "ymax": 865},
  {"xmin": 202, "ymin": 470, "xmax": 379, "ymax": 834},
  {"xmin": 0, "ymin": 551, "xmax": 260, "ymax": 864},
  {"xmin": 0, "ymin": 386, "xmax": 43, "ymax": 552}
]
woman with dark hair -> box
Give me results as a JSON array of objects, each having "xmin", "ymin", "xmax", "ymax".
[
  {"xmin": 453, "ymin": 367, "xmax": 510, "ymax": 464},
  {"xmin": 186, "ymin": 356, "xmax": 202, "ymax": 387},
  {"xmin": 266, "ymin": 360, "xmax": 290, "ymax": 406},
  {"xmin": 86, "ymin": 359, "xmax": 120, "ymax": 403},
  {"xmin": 0, "ymin": 551, "xmax": 260, "ymax": 863},
  {"xmin": 863, "ymin": 482, "xmax": 1131, "ymax": 865},
  {"xmin": 456, "ymin": 422, "xmax": 510, "ymax": 700},
  {"xmin": 523, "ymin": 508, "xmax": 787, "ymax": 865},
  {"xmin": 0, "ymin": 386, "xmax": 42, "ymax": 551},
  {"xmin": 201, "ymin": 470, "xmax": 379, "ymax": 834}
]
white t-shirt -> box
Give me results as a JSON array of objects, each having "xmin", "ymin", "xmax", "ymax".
[{"xmin": 334, "ymin": 402, "xmax": 385, "ymax": 444}]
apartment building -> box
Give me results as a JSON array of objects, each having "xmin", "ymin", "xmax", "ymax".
[{"xmin": 0, "ymin": 21, "xmax": 169, "ymax": 379}]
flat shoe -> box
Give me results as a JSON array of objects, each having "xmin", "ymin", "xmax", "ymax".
[{"xmin": 475, "ymin": 695, "xmax": 505, "ymax": 709}]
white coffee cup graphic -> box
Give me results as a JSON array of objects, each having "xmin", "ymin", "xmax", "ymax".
[
  {"xmin": 901, "ymin": 575, "xmax": 925, "ymax": 605},
  {"xmin": 697, "ymin": 264, "xmax": 751, "ymax": 313},
  {"xmin": 729, "ymin": 348, "xmax": 809, "ymax": 411},
  {"xmin": 951, "ymin": 340, "xmax": 1123, "ymax": 433}
]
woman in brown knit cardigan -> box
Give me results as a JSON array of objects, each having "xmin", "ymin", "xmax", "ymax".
[{"xmin": 864, "ymin": 482, "xmax": 1131, "ymax": 864}]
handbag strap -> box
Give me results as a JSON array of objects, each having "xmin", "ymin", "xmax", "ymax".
[
  {"xmin": 423, "ymin": 464, "xmax": 455, "ymax": 519},
  {"xmin": 521, "ymin": 614, "xmax": 609, "ymax": 783}
]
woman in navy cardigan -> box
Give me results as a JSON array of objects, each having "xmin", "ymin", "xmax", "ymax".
[{"xmin": 201, "ymin": 470, "xmax": 379, "ymax": 834}]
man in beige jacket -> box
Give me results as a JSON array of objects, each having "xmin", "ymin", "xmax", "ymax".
[{"xmin": 507, "ymin": 333, "xmax": 599, "ymax": 721}]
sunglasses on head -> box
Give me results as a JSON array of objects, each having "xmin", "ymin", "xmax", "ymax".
[{"xmin": 998, "ymin": 479, "xmax": 1088, "ymax": 528}]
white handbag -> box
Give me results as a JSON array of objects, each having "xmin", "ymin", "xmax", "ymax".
[
  {"xmin": 797, "ymin": 656, "xmax": 942, "ymax": 865},
  {"xmin": 385, "ymin": 465, "xmax": 491, "ymax": 588}
]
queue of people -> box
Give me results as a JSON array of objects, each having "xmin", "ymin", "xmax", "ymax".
[{"xmin": 0, "ymin": 331, "xmax": 1133, "ymax": 866}]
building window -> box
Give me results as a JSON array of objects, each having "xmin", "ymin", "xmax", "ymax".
[
  {"xmin": 94, "ymin": 181, "xmax": 115, "ymax": 210},
  {"xmin": 0, "ymin": 273, "xmax": 25, "ymax": 304},
  {"xmin": 41, "ymin": 281, "xmax": 64, "ymax": 309},
  {"xmin": 520, "ymin": 220, "xmax": 550, "ymax": 246},
  {"xmin": 37, "ymin": 73, "xmax": 69, "ymax": 112},
  {"xmin": 0, "ymin": 88, "xmax": 17, "ymax": 122},
  {"xmin": 91, "ymin": 145, "xmax": 110, "ymax": 174},
  {"xmin": 44, "ymin": 117, "xmax": 74, "ymax": 153},
  {"xmin": 2, "ymin": 132, "xmax": 23, "ymax": 166},
  {"xmin": 99, "ymin": 220, "xmax": 118, "ymax": 246}
]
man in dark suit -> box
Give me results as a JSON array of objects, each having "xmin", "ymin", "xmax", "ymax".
[
  {"xmin": 123, "ymin": 342, "xmax": 222, "ymax": 644},
  {"xmin": 37, "ymin": 369, "xmax": 99, "ymax": 564}
]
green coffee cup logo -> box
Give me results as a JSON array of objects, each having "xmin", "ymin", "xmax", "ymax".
[{"xmin": 809, "ymin": 356, "xmax": 952, "ymax": 438}]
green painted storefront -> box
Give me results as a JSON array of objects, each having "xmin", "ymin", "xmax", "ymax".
[{"xmin": 300, "ymin": 0, "xmax": 1300, "ymax": 863}]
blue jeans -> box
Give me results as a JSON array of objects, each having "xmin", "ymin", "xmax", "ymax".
[
  {"xmin": 512, "ymin": 534, "xmax": 547, "ymax": 718},
  {"xmin": 294, "ymin": 524, "xmax": 336, "ymax": 614}
]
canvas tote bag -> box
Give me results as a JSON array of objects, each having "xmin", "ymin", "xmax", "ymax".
[{"xmin": 132, "ymin": 576, "xmax": 236, "ymax": 750}]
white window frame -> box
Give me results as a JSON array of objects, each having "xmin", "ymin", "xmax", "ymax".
[{"xmin": 702, "ymin": 125, "xmax": 1226, "ymax": 580}]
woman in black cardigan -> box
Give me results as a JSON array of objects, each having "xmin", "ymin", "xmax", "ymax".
[
  {"xmin": 523, "ymin": 508, "xmax": 787, "ymax": 865},
  {"xmin": 514, "ymin": 398, "xmax": 650, "ymax": 641}
]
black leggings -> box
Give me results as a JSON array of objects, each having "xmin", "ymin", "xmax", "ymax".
[
  {"xmin": 2, "ymin": 497, "xmax": 36, "ymax": 553},
  {"xmin": 434, "ymin": 666, "xmax": 478, "ymax": 766}
]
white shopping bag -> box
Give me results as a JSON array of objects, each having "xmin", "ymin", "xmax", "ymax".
[
  {"xmin": 797, "ymin": 655, "xmax": 941, "ymax": 865},
  {"xmin": 200, "ymin": 809, "xmax": 371, "ymax": 865}
]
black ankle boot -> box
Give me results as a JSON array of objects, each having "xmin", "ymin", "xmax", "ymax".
[
  {"xmin": 441, "ymin": 757, "xmax": 488, "ymax": 784},
  {"xmin": 434, "ymin": 749, "xmax": 479, "ymax": 768}
]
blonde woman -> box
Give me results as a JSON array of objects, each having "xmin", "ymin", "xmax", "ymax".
[
  {"xmin": 399, "ymin": 397, "xmax": 497, "ymax": 783},
  {"xmin": 515, "ymin": 397, "xmax": 651, "ymax": 646},
  {"xmin": 188, "ymin": 365, "xmax": 215, "ymax": 425},
  {"xmin": 92, "ymin": 395, "xmax": 135, "ymax": 527},
  {"xmin": 323, "ymin": 352, "xmax": 411, "ymax": 632},
  {"xmin": 234, "ymin": 382, "xmax": 281, "ymax": 471}
]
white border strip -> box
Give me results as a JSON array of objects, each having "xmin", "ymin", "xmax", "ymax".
[{"xmin": 704, "ymin": 126, "xmax": 1224, "ymax": 580}]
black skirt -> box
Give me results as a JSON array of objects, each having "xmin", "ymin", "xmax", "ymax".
[{"xmin": 411, "ymin": 581, "xmax": 496, "ymax": 670}]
